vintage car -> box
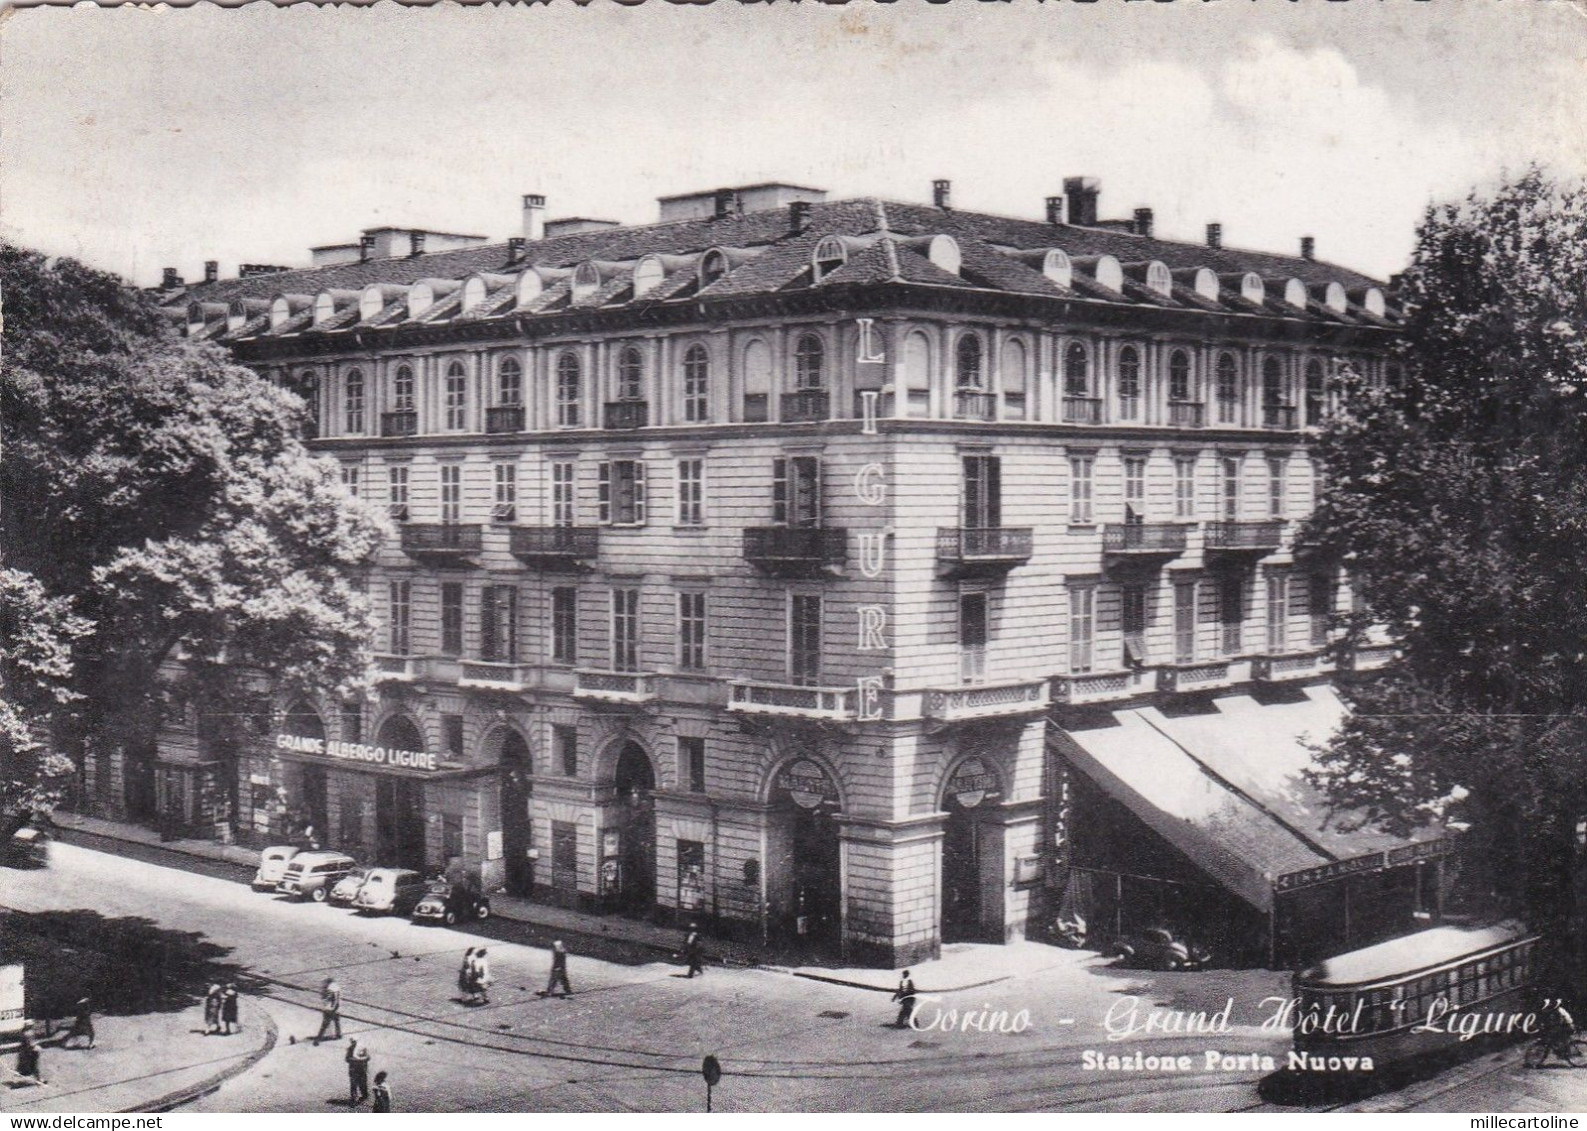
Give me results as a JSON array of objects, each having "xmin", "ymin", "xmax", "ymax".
[
  {"xmin": 327, "ymin": 866, "xmax": 374, "ymax": 907},
  {"xmin": 353, "ymin": 868, "xmax": 428, "ymax": 916},
  {"xmin": 252, "ymin": 845, "xmax": 302, "ymax": 891},
  {"xmin": 411, "ymin": 880, "xmax": 491, "ymax": 926},
  {"xmin": 277, "ymin": 850, "xmax": 358, "ymax": 902},
  {"xmin": 1112, "ymin": 927, "xmax": 1212, "ymax": 971}
]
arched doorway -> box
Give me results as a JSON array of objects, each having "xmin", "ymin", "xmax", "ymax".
[
  {"xmin": 498, "ymin": 730, "xmax": 534, "ymax": 897},
  {"xmin": 941, "ymin": 754, "xmax": 1004, "ymax": 944},
  {"xmin": 375, "ymin": 716, "xmax": 427, "ymax": 872},
  {"xmin": 283, "ymin": 702, "xmax": 328, "ymax": 845},
  {"xmin": 608, "ymin": 742, "xmax": 657, "ymax": 917},
  {"xmin": 769, "ymin": 755, "xmax": 842, "ymax": 951}
]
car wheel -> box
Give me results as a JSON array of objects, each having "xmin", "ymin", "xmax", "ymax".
[
  {"xmin": 444, "ymin": 910, "xmax": 458, "ymax": 926},
  {"xmin": 311, "ymin": 887, "xmax": 327, "ymax": 902},
  {"xmin": 477, "ymin": 903, "xmax": 490, "ymax": 920}
]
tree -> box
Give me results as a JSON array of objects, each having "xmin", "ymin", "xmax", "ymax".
[
  {"xmin": 0, "ymin": 245, "xmax": 385, "ymax": 825},
  {"xmin": 0, "ymin": 568, "xmax": 89, "ymax": 821},
  {"xmin": 1303, "ymin": 169, "xmax": 1587, "ymax": 974}
]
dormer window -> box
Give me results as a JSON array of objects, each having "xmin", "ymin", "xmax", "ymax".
[
  {"xmin": 633, "ymin": 255, "xmax": 665, "ymax": 298},
  {"xmin": 1146, "ymin": 261, "xmax": 1172, "ymax": 297},
  {"xmin": 794, "ymin": 333, "xmax": 825, "ymax": 390},
  {"xmin": 1284, "ymin": 279, "xmax": 1308, "ymax": 309},
  {"xmin": 515, "ymin": 270, "xmax": 543, "ymax": 309},
  {"xmin": 269, "ymin": 296, "xmax": 293, "ymax": 330},
  {"xmin": 1361, "ymin": 287, "xmax": 1387, "ymax": 318},
  {"xmin": 955, "ymin": 334, "xmax": 984, "ymax": 389},
  {"xmin": 925, "ymin": 235, "xmax": 961, "ymax": 277},
  {"xmin": 1093, "ymin": 255, "xmax": 1123, "ymax": 293},
  {"xmin": 313, "ymin": 292, "xmax": 336, "ymax": 325},
  {"xmin": 1042, "ymin": 249, "xmax": 1072, "ymax": 289},
  {"xmin": 617, "ymin": 346, "xmax": 644, "ymax": 401},
  {"xmin": 572, "ymin": 262, "xmax": 601, "ymax": 303},
  {"xmin": 1063, "ymin": 342, "xmax": 1090, "ymax": 396},
  {"xmin": 699, "ymin": 249, "xmax": 729, "ymax": 288},
  {"xmin": 1193, "ymin": 268, "xmax": 1220, "ymax": 301},
  {"xmin": 813, "ymin": 237, "xmax": 847, "ymax": 282},
  {"xmin": 1324, "ymin": 282, "xmax": 1348, "ymax": 313},
  {"xmin": 462, "ymin": 276, "xmax": 488, "ymax": 313},
  {"xmin": 1240, "ymin": 273, "xmax": 1265, "ymax": 305}
]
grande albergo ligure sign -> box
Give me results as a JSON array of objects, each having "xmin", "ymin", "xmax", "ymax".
[{"xmin": 275, "ymin": 732, "xmax": 440, "ymax": 772}]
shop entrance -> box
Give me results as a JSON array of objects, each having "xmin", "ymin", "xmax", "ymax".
[
  {"xmin": 499, "ymin": 730, "xmax": 534, "ymax": 897},
  {"xmin": 941, "ymin": 754, "xmax": 1004, "ymax": 944},
  {"xmin": 608, "ymin": 743, "xmax": 656, "ymax": 917},
  {"xmin": 282, "ymin": 703, "xmax": 328, "ymax": 843},
  {"xmin": 769, "ymin": 757, "xmax": 842, "ymax": 950},
  {"xmin": 375, "ymin": 716, "xmax": 427, "ymax": 871}
]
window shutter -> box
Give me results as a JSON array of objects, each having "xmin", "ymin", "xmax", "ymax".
[
  {"xmin": 811, "ymin": 458, "xmax": 823, "ymax": 527},
  {"xmin": 633, "ymin": 461, "xmax": 647, "ymax": 525},
  {"xmin": 480, "ymin": 586, "xmax": 498, "ymax": 662},
  {"xmin": 597, "ymin": 462, "xmax": 611, "ymax": 525},
  {"xmin": 772, "ymin": 458, "xmax": 789, "ymax": 526},
  {"xmin": 986, "ymin": 457, "xmax": 1002, "ymax": 529},
  {"xmin": 964, "ymin": 457, "xmax": 982, "ymax": 529}
]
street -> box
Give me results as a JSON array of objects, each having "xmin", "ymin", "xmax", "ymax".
[{"xmin": 0, "ymin": 841, "xmax": 1573, "ymax": 1113}]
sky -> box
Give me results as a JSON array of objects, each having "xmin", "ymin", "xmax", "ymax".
[{"xmin": 3, "ymin": 2, "xmax": 1585, "ymax": 286}]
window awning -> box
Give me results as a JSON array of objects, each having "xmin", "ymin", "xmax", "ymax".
[{"xmin": 1053, "ymin": 684, "xmax": 1439, "ymax": 915}]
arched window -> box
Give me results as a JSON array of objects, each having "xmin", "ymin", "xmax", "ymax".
[
  {"xmin": 743, "ymin": 339, "xmax": 772, "ymax": 422},
  {"xmin": 1169, "ymin": 350, "xmax": 1192, "ymax": 402},
  {"xmin": 344, "ymin": 368, "xmax": 365, "ymax": 434},
  {"xmin": 1304, "ymin": 359, "xmax": 1325, "ymax": 426},
  {"xmin": 794, "ymin": 333, "xmax": 825, "ymax": 390},
  {"xmin": 556, "ymin": 353, "xmax": 582, "ymax": 427},
  {"xmin": 813, "ymin": 238, "xmax": 847, "ymax": 282},
  {"xmin": 1262, "ymin": 356, "xmax": 1286, "ymax": 406},
  {"xmin": 444, "ymin": 361, "xmax": 468, "ymax": 431},
  {"xmin": 299, "ymin": 370, "xmax": 320, "ymax": 435},
  {"xmin": 617, "ymin": 346, "xmax": 644, "ymax": 401},
  {"xmin": 1063, "ymin": 342, "xmax": 1090, "ymax": 397},
  {"xmin": 1001, "ymin": 338, "xmax": 1028, "ymax": 420},
  {"xmin": 392, "ymin": 365, "xmax": 415, "ymax": 413},
  {"xmin": 700, "ymin": 250, "xmax": 728, "ymax": 288},
  {"xmin": 1216, "ymin": 352, "xmax": 1239, "ymax": 424},
  {"xmin": 572, "ymin": 262, "xmax": 601, "ymax": 303},
  {"xmin": 955, "ymin": 334, "xmax": 984, "ymax": 389},
  {"xmin": 1117, "ymin": 346, "xmax": 1141, "ymax": 402},
  {"xmin": 498, "ymin": 356, "xmax": 522, "ymax": 406},
  {"xmin": 682, "ymin": 344, "xmax": 710, "ymax": 423}
]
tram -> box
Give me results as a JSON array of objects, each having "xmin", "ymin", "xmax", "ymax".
[{"xmin": 1291, "ymin": 920, "xmax": 1541, "ymax": 1067}]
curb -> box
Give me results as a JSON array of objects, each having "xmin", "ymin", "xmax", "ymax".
[{"xmin": 123, "ymin": 1001, "xmax": 279, "ymax": 1114}]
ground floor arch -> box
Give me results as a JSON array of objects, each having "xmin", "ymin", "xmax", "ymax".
[
  {"xmin": 374, "ymin": 714, "xmax": 427, "ymax": 871},
  {"xmin": 606, "ymin": 740, "xmax": 658, "ymax": 916},
  {"xmin": 940, "ymin": 752, "xmax": 1007, "ymax": 944},
  {"xmin": 766, "ymin": 754, "xmax": 844, "ymax": 951},
  {"xmin": 495, "ymin": 727, "xmax": 534, "ymax": 897}
]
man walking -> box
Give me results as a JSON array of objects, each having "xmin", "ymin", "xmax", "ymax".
[
  {"xmin": 541, "ymin": 940, "xmax": 573, "ymax": 998},
  {"xmin": 371, "ymin": 1070, "xmax": 392, "ymax": 1112},
  {"xmin": 63, "ymin": 998, "xmax": 95, "ymax": 1049},
  {"xmin": 471, "ymin": 949, "xmax": 492, "ymax": 1005},
  {"xmin": 892, "ymin": 970, "xmax": 918, "ymax": 1030},
  {"xmin": 345, "ymin": 1038, "xmax": 370, "ymax": 1106},
  {"xmin": 313, "ymin": 977, "xmax": 342, "ymax": 1045},
  {"xmin": 683, "ymin": 923, "xmax": 705, "ymax": 978}
]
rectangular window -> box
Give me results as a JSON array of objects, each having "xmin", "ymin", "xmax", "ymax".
[
  {"xmin": 1123, "ymin": 456, "xmax": 1147, "ymax": 522},
  {"xmin": 611, "ymin": 587, "xmax": 641, "ymax": 672},
  {"xmin": 440, "ymin": 464, "xmax": 463, "ymax": 525},
  {"xmin": 551, "ymin": 587, "xmax": 577, "ymax": 665},
  {"xmin": 773, "ymin": 456, "xmax": 822, "ymax": 528},
  {"xmin": 443, "ymin": 714, "xmax": 465, "ymax": 758},
  {"xmin": 555, "ymin": 725, "xmax": 578, "ymax": 777},
  {"xmin": 388, "ymin": 580, "xmax": 411, "ymax": 655},
  {"xmin": 960, "ymin": 591, "xmax": 988, "ymax": 682},
  {"xmin": 493, "ymin": 463, "xmax": 517, "ymax": 523},
  {"xmin": 679, "ymin": 736, "xmax": 706, "ymax": 794},
  {"xmin": 1122, "ymin": 583, "xmax": 1148, "ymax": 665},
  {"xmin": 789, "ymin": 594, "xmax": 822, "ymax": 685},
  {"xmin": 1174, "ymin": 456, "xmax": 1196, "ymax": 520},
  {"xmin": 1068, "ymin": 587, "xmax": 1095, "ymax": 674},
  {"xmin": 551, "ymin": 461, "xmax": 575, "ymax": 526},
  {"xmin": 1221, "ymin": 456, "xmax": 1241, "ymax": 521},
  {"xmin": 388, "ymin": 465, "xmax": 410, "ymax": 522},
  {"xmin": 1220, "ymin": 574, "xmax": 1244, "ymax": 656},
  {"xmin": 1267, "ymin": 572, "xmax": 1289, "ymax": 653},
  {"xmin": 341, "ymin": 464, "xmax": 360, "ymax": 498},
  {"xmin": 1069, "ymin": 457, "xmax": 1094, "ymax": 523},
  {"xmin": 963, "ymin": 455, "xmax": 1002, "ymax": 529},
  {"xmin": 676, "ymin": 458, "xmax": 705, "ymax": 527},
  {"xmin": 677, "ymin": 592, "xmax": 707, "ymax": 670},
  {"xmin": 445, "ymin": 367, "xmax": 467, "ymax": 431},
  {"xmin": 441, "ymin": 582, "xmax": 464, "ymax": 656},
  {"xmin": 1268, "ymin": 457, "xmax": 1287, "ymax": 519},
  {"xmin": 1309, "ymin": 573, "xmax": 1333, "ymax": 647},
  {"xmin": 1174, "ymin": 580, "xmax": 1197, "ymax": 665},
  {"xmin": 345, "ymin": 374, "xmax": 365, "ymax": 434},
  {"xmin": 480, "ymin": 585, "xmax": 518, "ymax": 663},
  {"xmin": 598, "ymin": 460, "xmax": 647, "ymax": 526}
]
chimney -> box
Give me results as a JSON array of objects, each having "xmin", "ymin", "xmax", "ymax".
[
  {"xmin": 790, "ymin": 200, "xmax": 812, "ymax": 234},
  {"xmin": 1045, "ymin": 196, "xmax": 1065, "ymax": 225},
  {"xmin": 1063, "ymin": 177, "xmax": 1100, "ymax": 227},
  {"xmin": 932, "ymin": 179, "xmax": 952, "ymax": 210},
  {"xmin": 1300, "ymin": 235, "xmax": 1316, "ymax": 261},
  {"xmin": 359, "ymin": 234, "xmax": 377, "ymax": 262},
  {"xmin": 162, "ymin": 267, "xmax": 182, "ymax": 289},
  {"xmin": 1133, "ymin": 208, "xmax": 1154, "ymax": 239},
  {"xmin": 409, "ymin": 230, "xmax": 427, "ymax": 257},
  {"xmin": 508, "ymin": 236, "xmax": 526, "ymax": 260},
  {"xmin": 204, "ymin": 260, "xmax": 219, "ymax": 284},
  {"xmin": 1206, "ymin": 222, "xmax": 1223, "ymax": 250},
  {"xmin": 522, "ymin": 194, "xmax": 546, "ymax": 241},
  {"xmin": 713, "ymin": 189, "xmax": 739, "ymax": 220}
]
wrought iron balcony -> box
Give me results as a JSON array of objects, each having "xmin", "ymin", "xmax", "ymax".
[
  {"xmin": 603, "ymin": 400, "xmax": 649, "ymax": 430},
  {"xmin": 399, "ymin": 523, "xmax": 483, "ymax": 561},
  {"xmin": 485, "ymin": 405, "xmax": 525, "ymax": 434},
  {"xmin": 935, "ymin": 527, "xmax": 1033, "ymax": 576},
  {"xmin": 458, "ymin": 661, "xmax": 530, "ymax": 691},
  {"xmin": 953, "ymin": 390, "xmax": 997, "ymax": 421},
  {"xmin": 1203, "ymin": 520, "xmax": 1285, "ymax": 552},
  {"xmin": 380, "ymin": 410, "xmax": 418, "ymax": 437},
  {"xmin": 743, "ymin": 527, "xmax": 847, "ymax": 576},
  {"xmin": 922, "ymin": 678, "xmax": 1048, "ymax": 723},
  {"xmin": 1262, "ymin": 404, "xmax": 1299, "ymax": 430},
  {"xmin": 781, "ymin": 389, "xmax": 830, "ymax": 423},
  {"xmin": 1102, "ymin": 523, "xmax": 1189, "ymax": 556},
  {"xmin": 1168, "ymin": 401, "xmax": 1206, "ymax": 428},
  {"xmin": 1050, "ymin": 670, "xmax": 1142, "ymax": 706},
  {"xmin": 509, "ymin": 526, "xmax": 598, "ymax": 568},
  {"xmin": 573, "ymin": 668, "xmax": 657, "ymax": 704},
  {"xmin": 1062, "ymin": 396, "xmax": 1104, "ymax": 424},
  {"xmin": 728, "ymin": 680, "xmax": 857, "ymax": 720}
]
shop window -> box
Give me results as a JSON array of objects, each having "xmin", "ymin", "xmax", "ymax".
[
  {"xmin": 680, "ymin": 736, "xmax": 706, "ymax": 793},
  {"xmin": 678, "ymin": 839, "xmax": 706, "ymax": 913},
  {"xmin": 555, "ymin": 725, "xmax": 578, "ymax": 776},
  {"xmin": 443, "ymin": 714, "xmax": 465, "ymax": 759}
]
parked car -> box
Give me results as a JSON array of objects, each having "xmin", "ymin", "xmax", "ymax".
[
  {"xmin": 353, "ymin": 868, "xmax": 428, "ymax": 916},
  {"xmin": 3, "ymin": 824, "xmax": 50, "ymax": 869},
  {"xmin": 327, "ymin": 866, "xmax": 374, "ymax": 907},
  {"xmin": 1112, "ymin": 927, "xmax": 1211, "ymax": 971},
  {"xmin": 277, "ymin": 850, "xmax": 358, "ymax": 902},
  {"xmin": 412, "ymin": 880, "xmax": 491, "ymax": 926},
  {"xmin": 252, "ymin": 846, "xmax": 301, "ymax": 891}
]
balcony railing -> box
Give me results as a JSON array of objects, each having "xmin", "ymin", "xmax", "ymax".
[
  {"xmin": 935, "ymin": 527, "xmax": 1034, "ymax": 567},
  {"xmin": 485, "ymin": 405, "xmax": 525, "ymax": 434},
  {"xmin": 1344, "ymin": 642, "xmax": 1397, "ymax": 672},
  {"xmin": 781, "ymin": 389, "xmax": 830, "ymax": 423},
  {"xmin": 379, "ymin": 411, "xmax": 418, "ymax": 438},
  {"xmin": 371, "ymin": 654, "xmax": 416, "ymax": 681},
  {"xmin": 743, "ymin": 527, "xmax": 847, "ymax": 575},
  {"xmin": 399, "ymin": 523, "xmax": 483, "ymax": 559},
  {"xmin": 1252, "ymin": 651, "xmax": 1329, "ymax": 682},
  {"xmin": 509, "ymin": 526, "xmax": 598, "ymax": 566},
  {"xmin": 1102, "ymin": 523, "xmax": 1189, "ymax": 554},
  {"xmin": 728, "ymin": 680, "xmax": 856, "ymax": 720},
  {"xmin": 743, "ymin": 394, "xmax": 770, "ymax": 424},
  {"xmin": 604, "ymin": 400, "xmax": 649, "ymax": 430},
  {"xmin": 1203, "ymin": 520, "xmax": 1285, "ymax": 552},
  {"xmin": 1156, "ymin": 661, "xmax": 1233, "ymax": 693},
  {"xmin": 573, "ymin": 669, "xmax": 657, "ymax": 704},
  {"xmin": 923, "ymin": 678, "xmax": 1049, "ymax": 722},
  {"xmin": 954, "ymin": 390, "xmax": 997, "ymax": 421},
  {"xmin": 459, "ymin": 661, "xmax": 529, "ymax": 691},
  {"xmin": 1062, "ymin": 396, "xmax": 1104, "ymax": 425},
  {"xmin": 1051, "ymin": 670, "xmax": 1139, "ymax": 706},
  {"xmin": 1262, "ymin": 404, "xmax": 1299, "ymax": 430},
  {"xmin": 1168, "ymin": 401, "xmax": 1206, "ymax": 428},
  {"xmin": 1117, "ymin": 396, "xmax": 1142, "ymax": 422}
]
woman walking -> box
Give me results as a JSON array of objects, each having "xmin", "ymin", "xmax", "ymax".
[
  {"xmin": 221, "ymin": 983, "xmax": 240, "ymax": 1035},
  {"xmin": 457, "ymin": 948, "xmax": 477, "ymax": 1002},
  {"xmin": 203, "ymin": 984, "xmax": 222, "ymax": 1035}
]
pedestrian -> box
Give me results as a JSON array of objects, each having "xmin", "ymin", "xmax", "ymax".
[
  {"xmin": 472, "ymin": 949, "xmax": 492, "ymax": 1005},
  {"xmin": 371, "ymin": 1070, "xmax": 392, "ymax": 1112},
  {"xmin": 63, "ymin": 997, "xmax": 95, "ymax": 1049},
  {"xmin": 221, "ymin": 983, "xmax": 240, "ymax": 1035},
  {"xmin": 312, "ymin": 977, "xmax": 342, "ymax": 1045},
  {"xmin": 203, "ymin": 984, "xmax": 222, "ymax": 1035},
  {"xmin": 13, "ymin": 1032, "xmax": 44, "ymax": 1086},
  {"xmin": 892, "ymin": 970, "xmax": 918, "ymax": 1030},
  {"xmin": 684, "ymin": 923, "xmax": 705, "ymax": 978},
  {"xmin": 457, "ymin": 947, "xmax": 476, "ymax": 1000},
  {"xmin": 541, "ymin": 940, "xmax": 573, "ymax": 998},
  {"xmin": 345, "ymin": 1038, "xmax": 370, "ymax": 1106}
]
